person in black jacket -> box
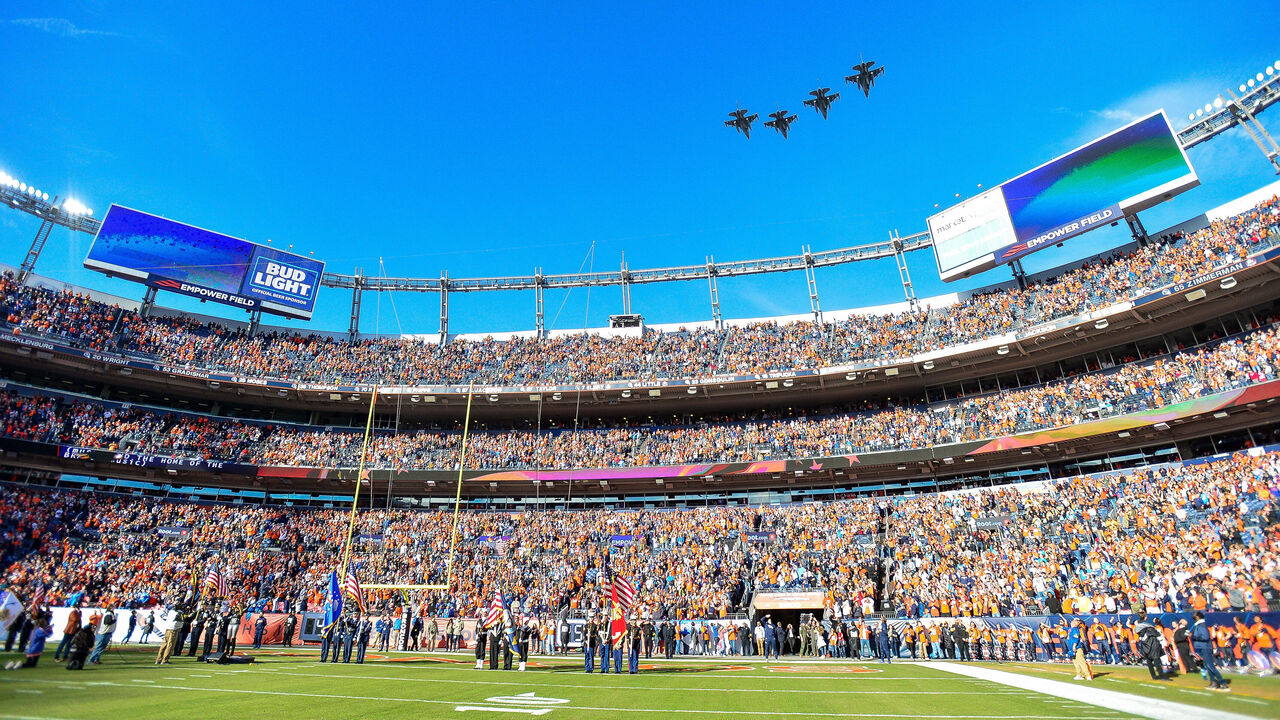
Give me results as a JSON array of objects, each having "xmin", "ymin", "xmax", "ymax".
[
  {"xmin": 65, "ymin": 626, "xmax": 95, "ymax": 670},
  {"xmin": 953, "ymin": 623, "xmax": 970, "ymax": 661},
  {"xmin": 1134, "ymin": 614, "xmax": 1166, "ymax": 681}
]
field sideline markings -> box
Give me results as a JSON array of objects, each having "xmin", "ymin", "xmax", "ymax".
[
  {"xmin": 270, "ymin": 669, "xmax": 1016, "ymax": 695},
  {"xmin": 99, "ymin": 681, "xmax": 1136, "ymax": 718},
  {"xmin": 931, "ymin": 662, "xmax": 1262, "ymax": 720}
]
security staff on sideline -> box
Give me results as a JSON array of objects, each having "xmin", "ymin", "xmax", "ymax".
[{"xmin": 282, "ymin": 613, "xmax": 297, "ymax": 648}]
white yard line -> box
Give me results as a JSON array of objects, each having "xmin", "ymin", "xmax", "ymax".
[
  {"xmin": 932, "ymin": 662, "xmax": 1262, "ymax": 720},
  {"xmin": 108, "ymin": 681, "xmax": 1137, "ymax": 718},
  {"xmin": 272, "ymin": 668, "xmax": 1000, "ymax": 695}
]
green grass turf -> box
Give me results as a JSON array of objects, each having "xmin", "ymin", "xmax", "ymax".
[
  {"xmin": 977, "ymin": 660, "xmax": 1280, "ymax": 718},
  {"xmin": 0, "ymin": 647, "xmax": 1250, "ymax": 720}
]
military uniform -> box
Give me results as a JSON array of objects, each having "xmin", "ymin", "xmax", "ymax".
[
  {"xmin": 356, "ymin": 618, "xmax": 372, "ymax": 663},
  {"xmin": 473, "ymin": 620, "xmax": 488, "ymax": 669},
  {"xmin": 584, "ymin": 618, "xmax": 599, "ymax": 672},
  {"xmin": 320, "ymin": 621, "xmax": 335, "ymax": 663},
  {"xmin": 628, "ymin": 622, "xmax": 641, "ymax": 674}
]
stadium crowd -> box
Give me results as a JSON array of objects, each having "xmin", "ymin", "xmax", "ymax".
[
  {"xmin": 1, "ymin": 321, "xmax": 1277, "ymax": 469},
  {"xmin": 2, "ymin": 196, "xmax": 1277, "ymax": 387},
  {"xmin": 1, "ymin": 450, "xmax": 1276, "ymax": 635}
]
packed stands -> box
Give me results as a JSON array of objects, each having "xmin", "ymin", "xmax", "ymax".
[
  {"xmin": 2, "ymin": 321, "xmax": 1277, "ymax": 469},
  {"xmin": 2, "ymin": 450, "xmax": 1276, "ymax": 630},
  {"xmin": 3, "ymin": 196, "xmax": 1277, "ymax": 387}
]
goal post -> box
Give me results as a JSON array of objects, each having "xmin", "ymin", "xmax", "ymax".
[{"xmin": 336, "ymin": 383, "xmax": 476, "ymax": 600}]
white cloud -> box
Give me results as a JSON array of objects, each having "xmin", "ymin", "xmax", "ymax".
[{"xmin": 8, "ymin": 17, "xmax": 119, "ymax": 38}]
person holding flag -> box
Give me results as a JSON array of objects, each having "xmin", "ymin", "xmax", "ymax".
[
  {"xmin": 321, "ymin": 571, "xmax": 343, "ymax": 664},
  {"xmin": 609, "ymin": 573, "xmax": 635, "ymax": 674},
  {"xmin": 476, "ymin": 591, "xmax": 501, "ymax": 669}
]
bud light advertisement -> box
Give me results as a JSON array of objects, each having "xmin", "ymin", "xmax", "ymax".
[{"xmin": 85, "ymin": 205, "xmax": 325, "ymax": 320}]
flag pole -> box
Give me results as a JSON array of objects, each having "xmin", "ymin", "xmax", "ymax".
[
  {"xmin": 340, "ymin": 385, "xmax": 379, "ymax": 583},
  {"xmin": 445, "ymin": 382, "xmax": 476, "ymax": 591}
]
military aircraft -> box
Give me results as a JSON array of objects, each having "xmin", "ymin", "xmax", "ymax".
[
  {"xmin": 803, "ymin": 87, "xmax": 839, "ymax": 119},
  {"xmin": 764, "ymin": 109, "xmax": 797, "ymax": 139},
  {"xmin": 725, "ymin": 108, "xmax": 759, "ymax": 139},
  {"xmin": 845, "ymin": 59, "xmax": 885, "ymax": 97}
]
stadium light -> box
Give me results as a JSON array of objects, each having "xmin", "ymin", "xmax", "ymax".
[{"xmin": 1214, "ymin": 97, "xmax": 1224, "ymax": 109}]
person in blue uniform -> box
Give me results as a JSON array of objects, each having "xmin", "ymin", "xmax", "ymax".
[
  {"xmin": 252, "ymin": 613, "xmax": 267, "ymax": 649},
  {"xmin": 356, "ymin": 615, "xmax": 372, "ymax": 664},
  {"xmin": 876, "ymin": 620, "xmax": 892, "ymax": 663}
]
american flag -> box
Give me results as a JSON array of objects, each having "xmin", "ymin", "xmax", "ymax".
[
  {"xmin": 28, "ymin": 583, "xmax": 45, "ymax": 610},
  {"xmin": 482, "ymin": 591, "xmax": 503, "ymax": 629},
  {"xmin": 203, "ymin": 568, "xmax": 228, "ymax": 598},
  {"xmin": 610, "ymin": 574, "xmax": 635, "ymax": 610},
  {"xmin": 342, "ymin": 572, "xmax": 366, "ymax": 613}
]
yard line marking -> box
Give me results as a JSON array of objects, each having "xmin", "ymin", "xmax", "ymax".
[
  {"xmin": 114, "ymin": 682, "xmax": 1135, "ymax": 718},
  {"xmin": 271, "ymin": 669, "xmax": 1030, "ymax": 695},
  {"xmin": 130, "ymin": 679, "xmax": 155, "ymax": 683},
  {"xmin": 0, "ymin": 715, "xmax": 88, "ymax": 720},
  {"xmin": 932, "ymin": 662, "xmax": 1260, "ymax": 720},
  {"xmin": 12, "ymin": 690, "xmax": 42, "ymax": 695}
]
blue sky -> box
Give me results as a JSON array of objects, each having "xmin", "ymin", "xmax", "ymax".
[{"xmin": 1, "ymin": 1, "xmax": 1277, "ymax": 336}]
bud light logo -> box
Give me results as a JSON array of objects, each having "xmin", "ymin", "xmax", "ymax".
[
  {"xmin": 243, "ymin": 251, "xmax": 322, "ymax": 313},
  {"xmin": 251, "ymin": 261, "xmax": 315, "ymax": 298}
]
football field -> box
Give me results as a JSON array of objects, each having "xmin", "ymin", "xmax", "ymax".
[{"xmin": 0, "ymin": 648, "xmax": 1275, "ymax": 720}]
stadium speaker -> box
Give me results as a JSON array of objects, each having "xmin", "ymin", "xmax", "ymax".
[{"xmin": 205, "ymin": 652, "xmax": 225, "ymax": 664}]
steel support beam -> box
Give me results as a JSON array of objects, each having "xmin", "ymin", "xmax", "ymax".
[
  {"xmin": 17, "ymin": 196, "xmax": 57, "ymax": 284},
  {"xmin": 891, "ymin": 232, "xmax": 918, "ymax": 311},
  {"xmin": 348, "ymin": 269, "xmax": 364, "ymax": 341},
  {"xmin": 803, "ymin": 245, "xmax": 822, "ymax": 324},
  {"xmin": 707, "ymin": 255, "xmax": 722, "ymax": 330},
  {"xmin": 139, "ymin": 286, "xmax": 158, "ymax": 317},
  {"xmin": 534, "ymin": 268, "xmax": 545, "ymax": 339},
  {"xmin": 1225, "ymin": 87, "xmax": 1280, "ymax": 174},
  {"xmin": 1125, "ymin": 214, "xmax": 1149, "ymax": 247},
  {"xmin": 439, "ymin": 271, "xmax": 449, "ymax": 344},
  {"xmin": 620, "ymin": 259, "xmax": 632, "ymax": 315}
]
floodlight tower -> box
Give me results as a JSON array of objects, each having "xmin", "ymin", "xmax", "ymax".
[{"xmin": 1181, "ymin": 61, "xmax": 1280, "ymax": 174}]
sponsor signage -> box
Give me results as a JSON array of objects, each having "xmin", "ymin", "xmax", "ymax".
[
  {"xmin": 752, "ymin": 592, "xmax": 826, "ymax": 610},
  {"xmin": 610, "ymin": 534, "xmax": 640, "ymax": 547},
  {"xmin": 744, "ymin": 531, "xmax": 778, "ymax": 544},
  {"xmin": 974, "ymin": 514, "xmax": 1015, "ymax": 530},
  {"xmin": 156, "ymin": 525, "xmax": 192, "ymax": 538},
  {"xmin": 85, "ymin": 205, "xmax": 325, "ymax": 320}
]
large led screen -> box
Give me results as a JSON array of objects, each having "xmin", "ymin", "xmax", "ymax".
[
  {"xmin": 85, "ymin": 205, "xmax": 324, "ymax": 320},
  {"xmin": 931, "ymin": 111, "xmax": 1197, "ymax": 281}
]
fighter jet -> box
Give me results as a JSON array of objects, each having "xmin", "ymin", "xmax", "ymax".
[
  {"xmin": 764, "ymin": 109, "xmax": 797, "ymax": 139},
  {"xmin": 725, "ymin": 108, "xmax": 759, "ymax": 139},
  {"xmin": 803, "ymin": 87, "xmax": 839, "ymax": 119},
  {"xmin": 845, "ymin": 59, "xmax": 885, "ymax": 97}
]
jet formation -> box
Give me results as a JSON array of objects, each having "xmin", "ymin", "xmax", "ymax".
[{"xmin": 726, "ymin": 58, "xmax": 884, "ymax": 139}]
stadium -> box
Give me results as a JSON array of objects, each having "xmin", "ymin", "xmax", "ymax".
[{"xmin": 2, "ymin": 6, "xmax": 1280, "ymax": 720}]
